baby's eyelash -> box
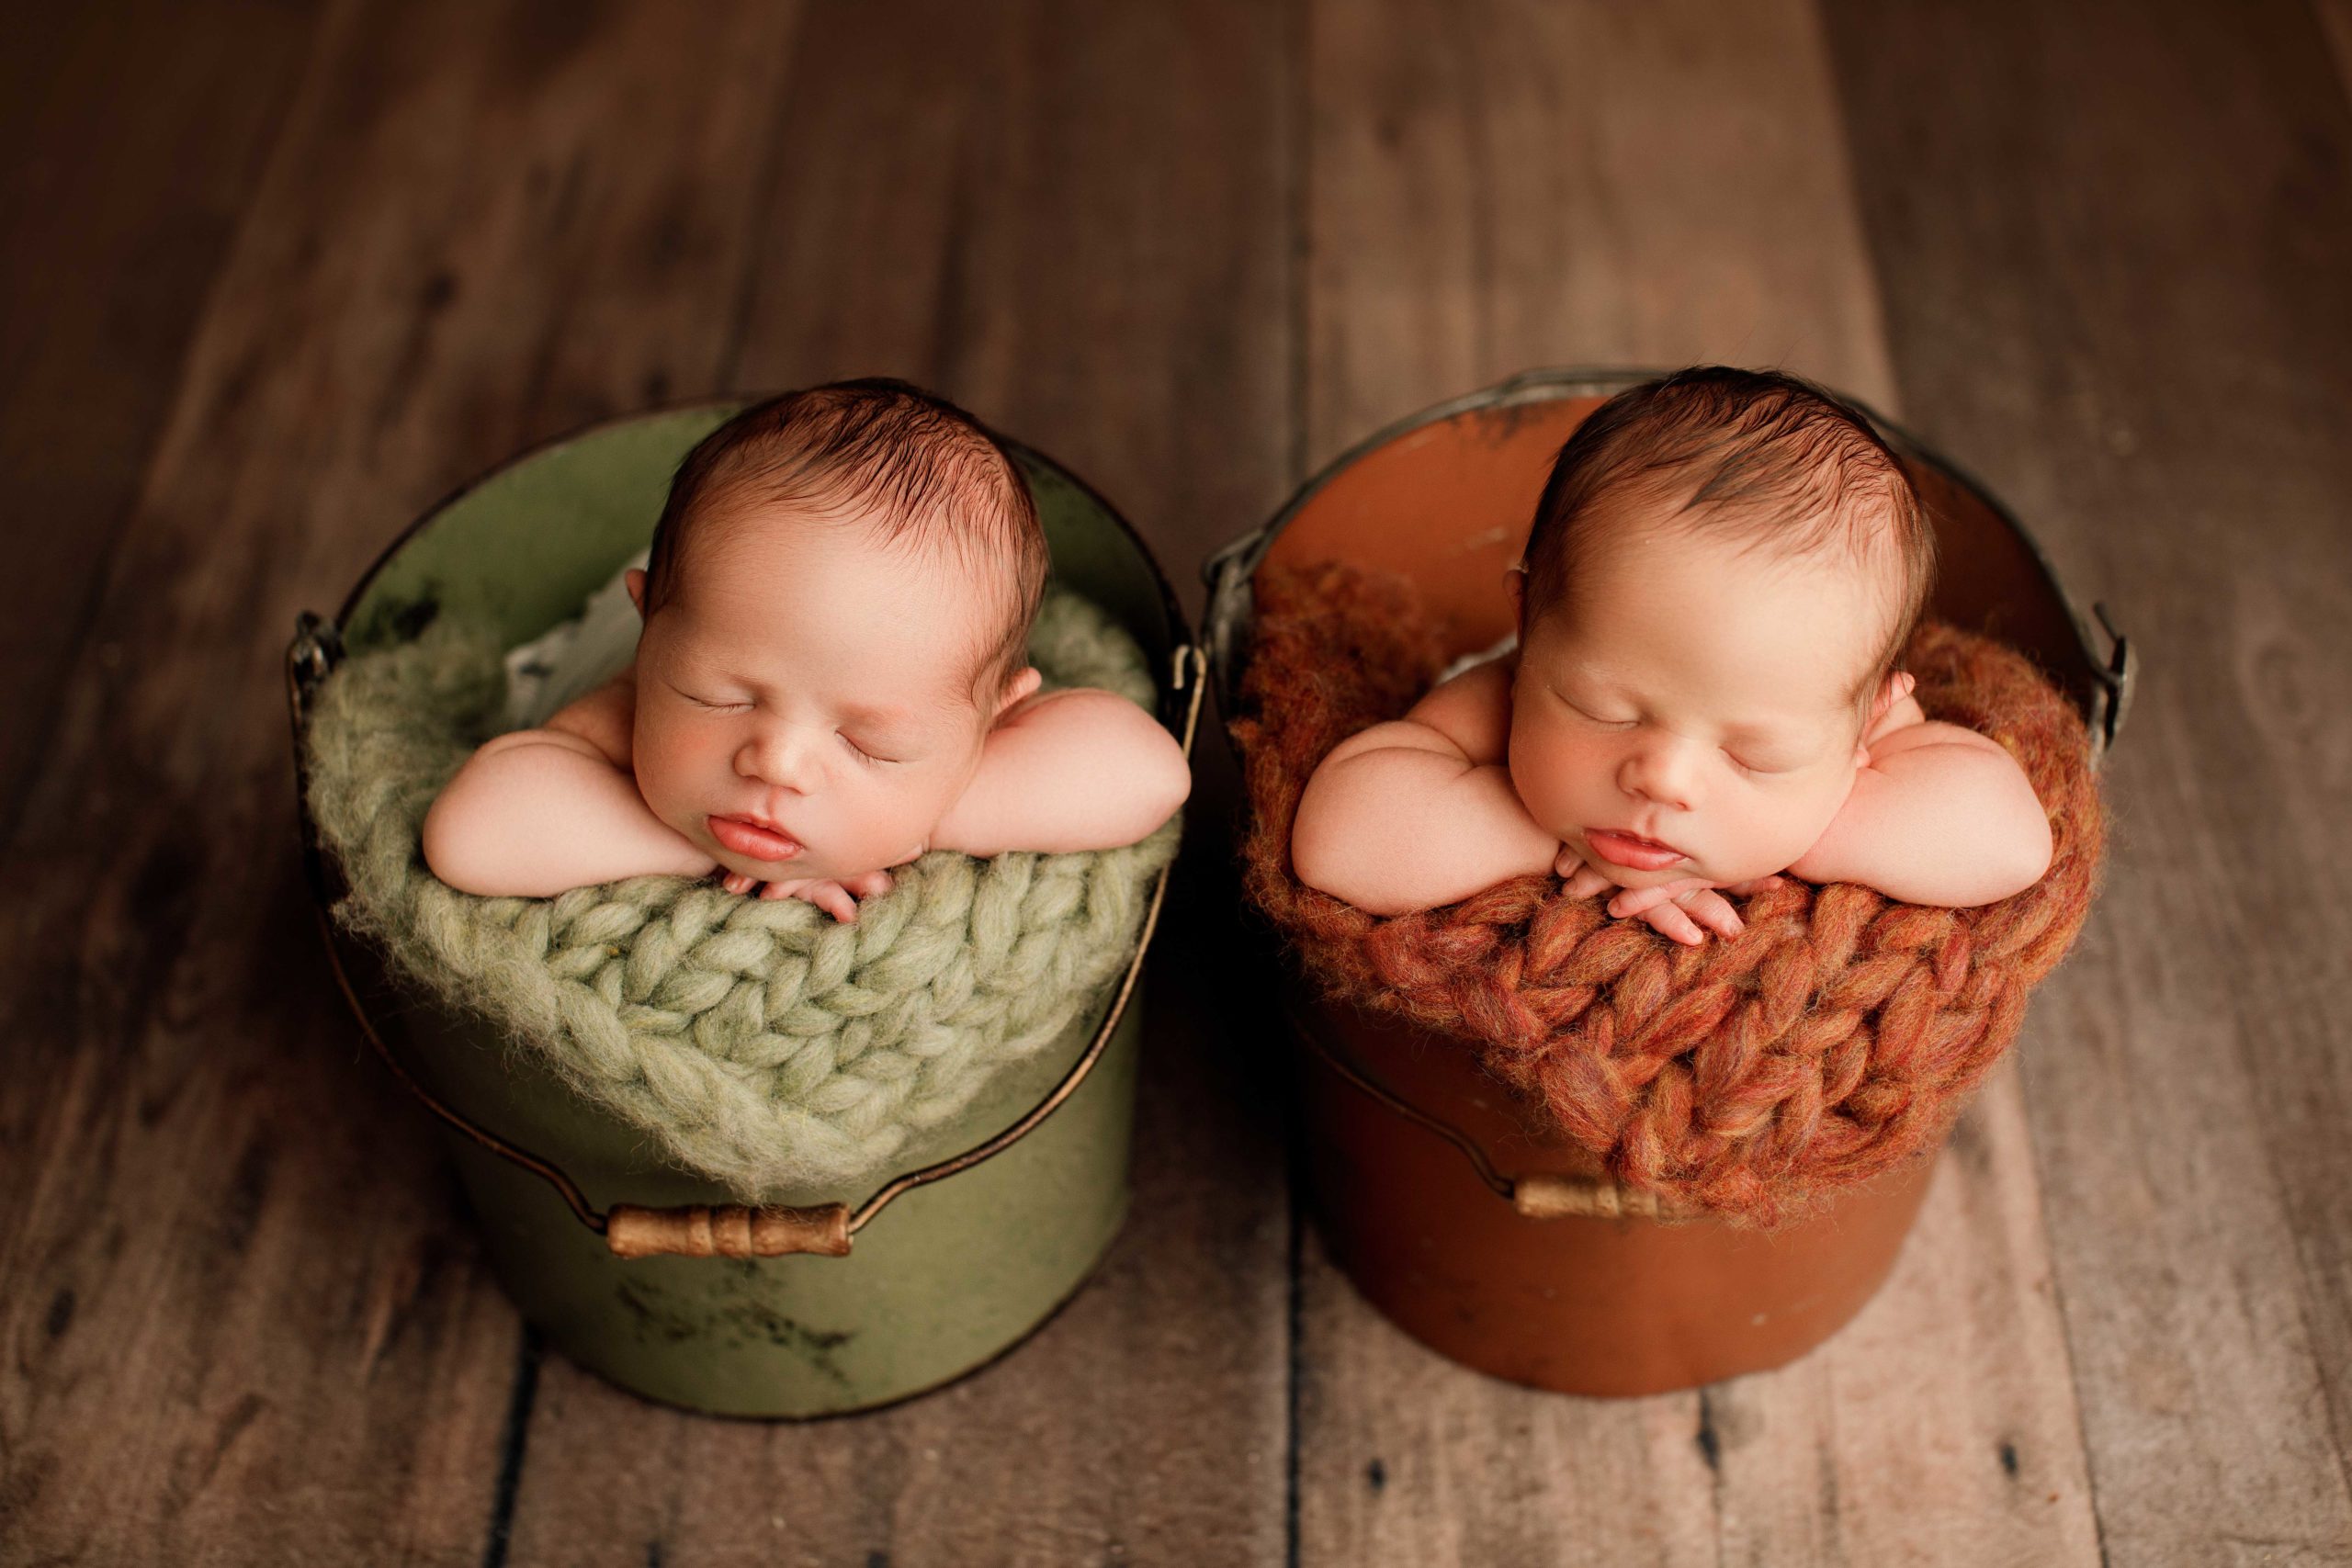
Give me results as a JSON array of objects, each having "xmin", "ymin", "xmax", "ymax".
[
  {"xmin": 665, "ymin": 678, "xmax": 748, "ymax": 711},
  {"xmin": 1558, "ymin": 691, "xmax": 1635, "ymax": 728}
]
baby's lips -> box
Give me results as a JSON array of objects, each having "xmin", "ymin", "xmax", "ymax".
[
  {"xmin": 1582, "ymin": 829, "xmax": 1690, "ymax": 872},
  {"xmin": 708, "ymin": 814, "xmax": 804, "ymax": 863}
]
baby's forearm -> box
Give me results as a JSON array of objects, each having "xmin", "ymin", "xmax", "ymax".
[
  {"xmin": 1791, "ymin": 724, "xmax": 2052, "ymax": 907},
  {"xmin": 928, "ymin": 689, "xmax": 1190, "ymax": 859},
  {"xmin": 1292, "ymin": 731, "xmax": 1560, "ymax": 916},
  {"xmin": 422, "ymin": 729, "xmax": 715, "ymax": 897}
]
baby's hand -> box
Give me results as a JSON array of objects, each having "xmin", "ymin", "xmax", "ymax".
[
  {"xmin": 718, "ymin": 868, "xmax": 897, "ymax": 923},
  {"xmin": 1602, "ymin": 876, "xmax": 1783, "ymax": 946},
  {"xmin": 1554, "ymin": 845, "xmax": 1781, "ymax": 946},
  {"xmin": 1555, "ymin": 847, "xmax": 1616, "ymax": 902}
]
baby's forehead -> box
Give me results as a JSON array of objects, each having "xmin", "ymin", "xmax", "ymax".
[
  {"xmin": 1534, "ymin": 555, "xmax": 1884, "ymax": 714},
  {"xmin": 666, "ymin": 507, "xmax": 1008, "ymax": 696},
  {"xmin": 687, "ymin": 493, "xmax": 1010, "ymax": 600},
  {"xmin": 1551, "ymin": 495, "xmax": 1898, "ymax": 629}
]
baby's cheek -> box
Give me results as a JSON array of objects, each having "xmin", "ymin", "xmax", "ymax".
[
  {"xmin": 632, "ymin": 721, "xmax": 726, "ymax": 828},
  {"xmin": 837, "ymin": 764, "xmax": 958, "ymax": 863},
  {"xmin": 1506, "ymin": 726, "xmax": 1597, "ymax": 836},
  {"xmin": 1731, "ymin": 776, "xmax": 1852, "ymax": 879}
]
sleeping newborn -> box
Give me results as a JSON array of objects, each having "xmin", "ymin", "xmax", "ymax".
[
  {"xmin": 1291, "ymin": 367, "xmax": 2052, "ymax": 945},
  {"xmin": 424, "ymin": 378, "xmax": 1190, "ymax": 921}
]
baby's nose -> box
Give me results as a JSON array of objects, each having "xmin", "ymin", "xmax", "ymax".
[
  {"xmin": 737, "ymin": 727, "xmax": 823, "ymax": 792},
  {"xmin": 1620, "ymin": 738, "xmax": 1700, "ymax": 809}
]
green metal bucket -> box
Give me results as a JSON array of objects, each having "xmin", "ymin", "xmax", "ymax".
[{"xmin": 288, "ymin": 406, "xmax": 1203, "ymax": 1417}]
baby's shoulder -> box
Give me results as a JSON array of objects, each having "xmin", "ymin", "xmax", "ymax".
[
  {"xmin": 540, "ymin": 664, "xmax": 638, "ymax": 768},
  {"xmin": 1403, "ymin": 653, "xmax": 1514, "ymax": 766}
]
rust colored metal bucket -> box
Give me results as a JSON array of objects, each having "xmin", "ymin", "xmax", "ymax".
[{"xmin": 1204, "ymin": 368, "xmax": 2132, "ymax": 1396}]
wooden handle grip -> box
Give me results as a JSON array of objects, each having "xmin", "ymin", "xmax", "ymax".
[
  {"xmin": 604, "ymin": 1202, "xmax": 853, "ymax": 1259},
  {"xmin": 1511, "ymin": 1174, "xmax": 1678, "ymax": 1223}
]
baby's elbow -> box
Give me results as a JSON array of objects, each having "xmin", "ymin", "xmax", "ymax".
[
  {"xmin": 420, "ymin": 745, "xmax": 549, "ymax": 896},
  {"xmin": 1288, "ymin": 774, "xmax": 1351, "ymax": 897},
  {"xmin": 1080, "ymin": 719, "xmax": 1191, "ymax": 851},
  {"xmin": 421, "ymin": 781, "xmax": 500, "ymax": 894},
  {"xmin": 2000, "ymin": 805, "xmax": 2056, "ymax": 899},
  {"xmin": 1137, "ymin": 728, "xmax": 1193, "ymax": 831},
  {"xmin": 1957, "ymin": 799, "xmax": 2054, "ymax": 907},
  {"xmin": 1290, "ymin": 797, "xmax": 1411, "ymax": 916},
  {"xmin": 1290, "ymin": 808, "xmax": 1343, "ymax": 900}
]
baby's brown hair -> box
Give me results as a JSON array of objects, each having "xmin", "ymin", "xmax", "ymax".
[
  {"xmin": 642, "ymin": 378, "xmax": 1050, "ymax": 697},
  {"xmin": 1521, "ymin": 367, "xmax": 1937, "ymax": 708}
]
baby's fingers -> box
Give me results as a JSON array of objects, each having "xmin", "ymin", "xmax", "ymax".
[
  {"xmin": 1680, "ymin": 889, "xmax": 1744, "ymax": 940},
  {"xmin": 1562, "ymin": 863, "xmax": 1614, "ymax": 900},
  {"xmin": 720, "ymin": 871, "xmax": 758, "ymax": 897},
  {"xmin": 1608, "ymin": 879, "xmax": 1707, "ymax": 919},
  {"xmin": 807, "ymin": 882, "xmax": 860, "ymax": 922},
  {"xmin": 1638, "ymin": 902, "xmax": 1711, "ymax": 946},
  {"xmin": 842, "ymin": 869, "xmax": 895, "ymax": 898}
]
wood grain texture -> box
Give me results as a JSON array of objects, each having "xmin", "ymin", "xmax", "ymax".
[
  {"xmin": 1824, "ymin": 0, "xmax": 2352, "ymax": 1562},
  {"xmin": 0, "ymin": 0, "xmax": 319, "ymax": 838},
  {"xmin": 0, "ymin": 1, "xmax": 803, "ymax": 1561},
  {"xmin": 2317, "ymin": 0, "xmax": 2352, "ymax": 100},
  {"xmin": 495, "ymin": 5, "xmax": 1297, "ymax": 1564},
  {"xmin": 1303, "ymin": 0, "xmax": 1900, "ymax": 467},
  {"xmin": 1296, "ymin": 3, "xmax": 2099, "ymax": 1562}
]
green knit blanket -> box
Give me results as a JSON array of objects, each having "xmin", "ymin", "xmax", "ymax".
[{"xmin": 304, "ymin": 588, "xmax": 1181, "ymax": 1198}]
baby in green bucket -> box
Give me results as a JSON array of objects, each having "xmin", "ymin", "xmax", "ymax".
[
  {"xmin": 423, "ymin": 378, "xmax": 1191, "ymax": 921},
  {"xmin": 1291, "ymin": 367, "xmax": 2053, "ymax": 945}
]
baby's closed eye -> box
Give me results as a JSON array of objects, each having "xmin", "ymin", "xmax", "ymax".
[
  {"xmin": 670, "ymin": 681, "xmax": 750, "ymax": 712},
  {"xmin": 1726, "ymin": 751, "xmax": 1792, "ymax": 776},
  {"xmin": 1559, "ymin": 693, "xmax": 1638, "ymax": 729}
]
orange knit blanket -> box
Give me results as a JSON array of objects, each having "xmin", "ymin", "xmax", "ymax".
[{"xmin": 1233, "ymin": 559, "xmax": 2105, "ymax": 1221}]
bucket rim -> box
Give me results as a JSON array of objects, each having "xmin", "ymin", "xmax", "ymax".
[
  {"xmin": 1202, "ymin": 366, "xmax": 2132, "ymax": 761},
  {"xmin": 331, "ymin": 395, "xmax": 1198, "ymax": 729},
  {"xmin": 288, "ymin": 395, "xmax": 1204, "ymax": 1260}
]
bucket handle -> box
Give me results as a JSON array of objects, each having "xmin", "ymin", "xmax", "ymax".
[
  {"xmin": 2086, "ymin": 601, "xmax": 2134, "ymax": 767},
  {"xmin": 1283, "ymin": 999, "xmax": 1691, "ymax": 1223},
  {"xmin": 288, "ymin": 614, "xmax": 1209, "ymax": 1259}
]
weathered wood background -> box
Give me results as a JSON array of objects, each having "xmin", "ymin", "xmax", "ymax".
[{"xmin": 4, "ymin": 2, "xmax": 2348, "ymax": 1563}]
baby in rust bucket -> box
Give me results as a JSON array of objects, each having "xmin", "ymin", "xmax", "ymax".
[
  {"xmin": 1291, "ymin": 367, "xmax": 2052, "ymax": 945},
  {"xmin": 422, "ymin": 378, "xmax": 1190, "ymax": 920}
]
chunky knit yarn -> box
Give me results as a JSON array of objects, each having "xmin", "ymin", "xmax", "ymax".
[
  {"xmin": 306, "ymin": 589, "xmax": 1180, "ymax": 1198},
  {"xmin": 1232, "ymin": 560, "xmax": 2104, "ymax": 1222}
]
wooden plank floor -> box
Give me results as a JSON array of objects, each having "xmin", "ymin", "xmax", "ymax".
[{"xmin": 2, "ymin": 2, "xmax": 2346, "ymax": 1563}]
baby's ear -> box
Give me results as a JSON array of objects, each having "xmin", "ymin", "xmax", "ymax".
[
  {"xmin": 994, "ymin": 664, "xmax": 1044, "ymax": 719},
  {"xmin": 1857, "ymin": 670, "xmax": 1917, "ymax": 762},
  {"xmin": 625, "ymin": 568, "xmax": 648, "ymax": 618},
  {"xmin": 1867, "ymin": 670, "xmax": 1917, "ymax": 724}
]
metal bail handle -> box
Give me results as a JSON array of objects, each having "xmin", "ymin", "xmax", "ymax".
[
  {"xmin": 2088, "ymin": 601, "xmax": 2135, "ymax": 766},
  {"xmin": 1283, "ymin": 1000, "xmax": 1695, "ymax": 1224}
]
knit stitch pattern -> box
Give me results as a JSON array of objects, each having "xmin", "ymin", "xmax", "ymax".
[
  {"xmin": 306, "ymin": 588, "xmax": 1180, "ymax": 1198},
  {"xmin": 1232, "ymin": 559, "xmax": 2104, "ymax": 1223}
]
